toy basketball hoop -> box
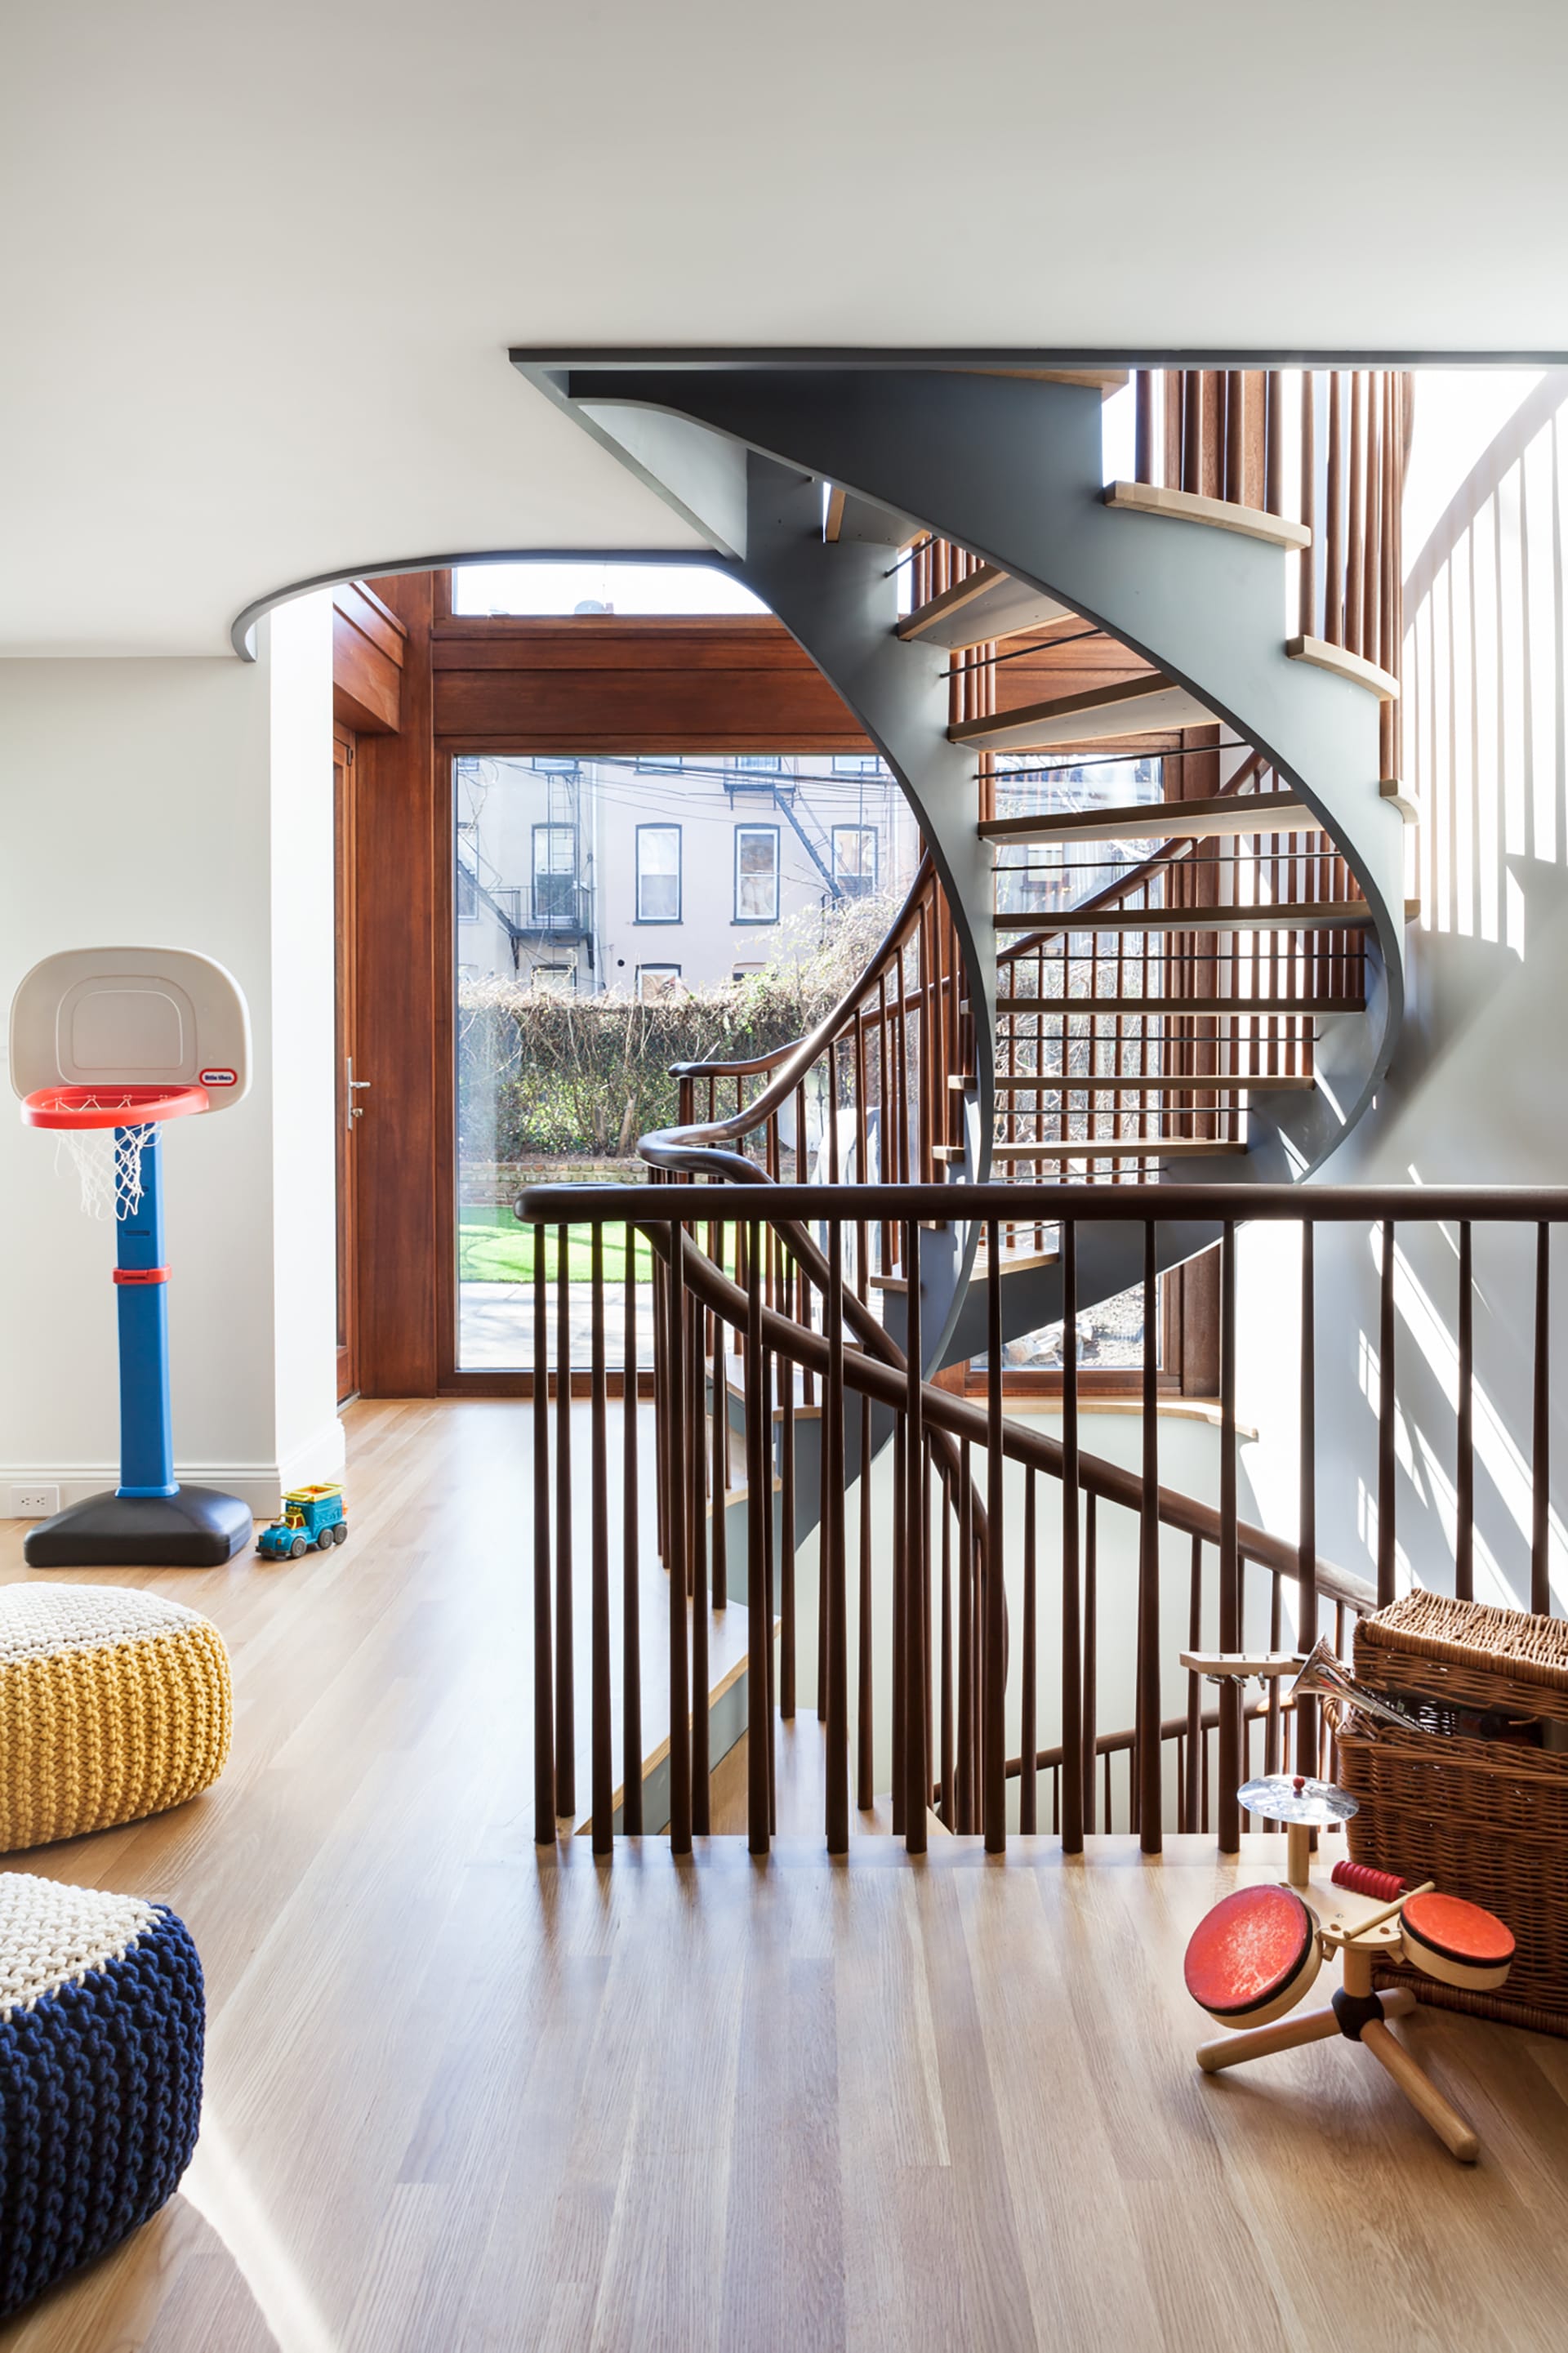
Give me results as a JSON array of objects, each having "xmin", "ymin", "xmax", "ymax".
[
  {"xmin": 10, "ymin": 948, "xmax": 252, "ymax": 1568},
  {"xmin": 23, "ymin": 1081, "xmax": 211, "ymax": 1220}
]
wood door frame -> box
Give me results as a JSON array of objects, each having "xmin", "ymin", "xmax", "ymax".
[
  {"xmin": 350, "ymin": 569, "xmax": 1216, "ymax": 1400},
  {"xmin": 333, "ymin": 724, "xmax": 360, "ymax": 1400}
]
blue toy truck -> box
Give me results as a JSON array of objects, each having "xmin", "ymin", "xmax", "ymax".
[{"xmin": 257, "ymin": 1483, "xmax": 347, "ymax": 1560}]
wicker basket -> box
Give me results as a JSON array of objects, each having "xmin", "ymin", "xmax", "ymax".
[{"xmin": 1340, "ymin": 1590, "xmax": 1568, "ymax": 2036}]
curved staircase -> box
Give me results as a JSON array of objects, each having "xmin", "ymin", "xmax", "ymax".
[{"xmin": 516, "ymin": 358, "xmax": 1412, "ymax": 1843}]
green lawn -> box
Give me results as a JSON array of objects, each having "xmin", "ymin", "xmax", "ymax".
[
  {"xmin": 458, "ymin": 1210, "xmax": 655, "ymax": 1286},
  {"xmin": 458, "ymin": 1209, "xmax": 746, "ymax": 1286}
]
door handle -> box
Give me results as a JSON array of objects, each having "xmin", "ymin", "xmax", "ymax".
[{"xmin": 346, "ymin": 1058, "xmax": 371, "ymax": 1126}]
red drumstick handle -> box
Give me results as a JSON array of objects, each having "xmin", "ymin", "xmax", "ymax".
[{"xmin": 1332, "ymin": 1859, "xmax": 1407, "ymax": 1901}]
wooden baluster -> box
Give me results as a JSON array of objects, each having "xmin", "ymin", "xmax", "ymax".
[
  {"xmin": 1266, "ymin": 1569, "xmax": 1283, "ymax": 1780},
  {"xmin": 1224, "ymin": 371, "xmax": 1245, "ymax": 505},
  {"xmin": 1218, "ymin": 1221, "xmax": 1241, "ymax": 1852},
  {"xmin": 622, "ymin": 1223, "xmax": 643, "ymax": 1835},
  {"xmin": 858, "ymin": 1392, "xmax": 874, "ymax": 1812},
  {"xmin": 983, "ymin": 1223, "xmax": 1006, "ymax": 1853},
  {"xmin": 938, "ymin": 1468, "xmax": 954, "ymax": 1829},
  {"xmin": 688, "ymin": 1281, "xmax": 710, "ymax": 1831},
  {"xmin": 826, "ymin": 1219, "xmax": 849, "ymax": 1852},
  {"xmin": 1134, "ymin": 372, "xmax": 1154, "ymax": 484},
  {"xmin": 666, "ymin": 1226, "xmax": 692, "ymax": 1852},
  {"xmin": 1363, "ymin": 371, "xmax": 1382, "ymax": 671},
  {"xmin": 1346, "ymin": 372, "xmax": 1365, "ymax": 655},
  {"xmin": 1325, "ymin": 372, "xmax": 1345, "ymax": 648},
  {"xmin": 555, "ymin": 1223, "xmax": 576, "ymax": 1818},
  {"xmin": 743, "ymin": 1224, "xmax": 768, "ymax": 1853},
  {"xmin": 1183, "ymin": 369, "xmax": 1203, "ymax": 494},
  {"xmin": 957, "ymin": 1438, "xmax": 973, "ymax": 1834},
  {"xmin": 1138, "ymin": 1221, "xmax": 1162, "ymax": 1851},
  {"xmin": 1164, "ymin": 368, "xmax": 1183, "ymax": 491},
  {"xmin": 762, "ymin": 1324, "xmax": 777, "ymax": 1833},
  {"xmin": 532, "ymin": 1225, "xmax": 555, "ymax": 1840},
  {"xmin": 1020, "ymin": 1470, "xmax": 1037, "ymax": 1836},
  {"xmin": 1061, "ymin": 1217, "xmax": 1084, "ymax": 1852},
  {"xmin": 1299, "ymin": 372, "xmax": 1317, "ymax": 643},
  {"xmin": 1083, "ymin": 1486, "xmax": 1092, "ymax": 1835},
  {"xmin": 1535, "ymin": 1223, "xmax": 1552, "ymax": 1615},
  {"xmin": 892, "ymin": 1416, "xmax": 907, "ymax": 1835},
  {"xmin": 1456, "ymin": 1221, "xmax": 1474, "ymax": 1602},
  {"xmin": 1184, "ymin": 1537, "xmax": 1202, "ymax": 1834},
  {"xmin": 780, "ymin": 1291, "xmax": 796, "ymax": 1717},
  {"xmin": 710, "ymin": 1281, "xmax": 728, "ymax": 1611},
  {"xmin": 1265, "ymin": 370, "xmax": 1284, "ymax": 516},
  {"xmin": 590, "ymin": 1225, "xmax": 613, "ymax": 1855},
  {"xmin": 1378, "ymin": 1218, "xmax": 1396, "ymax": 1607},
  {"xmin": 905, "ymin": 1217, "xmax": 929, "ymax": 1852}
]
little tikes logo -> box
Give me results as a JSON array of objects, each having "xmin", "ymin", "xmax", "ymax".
[{"xmin": 199, "ymin": 1067, "xmax": 238, "ymax": 1086}]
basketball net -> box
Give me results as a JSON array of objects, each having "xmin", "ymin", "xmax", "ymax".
[{"xmin": 57, "ymin": 1121, "xmax": 157, "ymax": 1221}]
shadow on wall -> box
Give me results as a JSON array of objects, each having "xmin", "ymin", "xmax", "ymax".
[{"xmin": 1241, "ymin": 372, "xmax": 1568, "ymax": 1615}]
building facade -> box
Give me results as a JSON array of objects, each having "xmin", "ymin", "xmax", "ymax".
[{"xmin": 455, "ymin": 752, "xmax": 920, "ymax": 993}]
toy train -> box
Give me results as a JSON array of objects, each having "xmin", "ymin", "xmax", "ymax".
[{"xmin": 257, "ymin": 1483, "xmax": 348, "ymax": 1561}]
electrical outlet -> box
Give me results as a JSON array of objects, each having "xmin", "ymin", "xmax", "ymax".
[{"xmin": 11, "ymin": 1484, "xmax": 59, "ymax": 1518}]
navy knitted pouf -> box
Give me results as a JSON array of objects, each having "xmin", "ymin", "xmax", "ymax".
[{"xmin": 0, "ymin": 1873, "xmax": 204, "ymax": 2320}]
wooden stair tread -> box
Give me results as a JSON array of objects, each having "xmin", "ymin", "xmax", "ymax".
[
  {"xmin": 1104, "ymin": 479, "xmax": 1312, "ymax": 550},
  {"xmin": 978, "ymin": 790, "xmax": 1312, "ymax": 845},
  {"xmin": 895, "ymin": 565, "xmax": 1071, "ymax": 650},
  {"xmin": 949, "ymin": 675, "xmax": 1213, "ymax": 751},
  {"xmin": 872, "ymin": 1246, "xmax": 1058, "ymax": 1295},
  {"xmin": 993, "ymin": 899, "xmax": 1416, "ymax": 933},
  {"xmin": 1285, "ymin": 635, "xmax": 1400, "ymax": 701}
]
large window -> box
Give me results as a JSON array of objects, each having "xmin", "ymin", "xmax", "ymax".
[
  {"xmin": 832, "ymin": 825, "xmax": 878, "ymax": 898},
  {"xmin": 734, "ymin": 826, "xmax": 780, "ymax": 923},
  {"xmin": 532, "ymin": 824, "xmax": 577, "ymax": 926},
  {"xmin": 635, "ymin": 825, "xmax": 681, "ymax": 922}
]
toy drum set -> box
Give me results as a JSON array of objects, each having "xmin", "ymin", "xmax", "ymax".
[{"xmin": 1179, "ymin": 1646, "xmax": 1517, "ymax": 2164}]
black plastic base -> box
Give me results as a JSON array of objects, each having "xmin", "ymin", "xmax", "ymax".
[{"xmin": 23, "ymin": 1485, "xmax": 253, "ymax": 1569}]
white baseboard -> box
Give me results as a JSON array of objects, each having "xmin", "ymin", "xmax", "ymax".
[{"xmin": 2, "ymin": 1418, "xmax": 347, "ymax": 1522}]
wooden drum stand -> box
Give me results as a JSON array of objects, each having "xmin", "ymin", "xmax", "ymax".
[{"xmin": 1179, "ymin": 1649, "xmax": 1516, "ymax": 2166}]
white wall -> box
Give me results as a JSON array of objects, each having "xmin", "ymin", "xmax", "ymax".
[
  {"xmin": 1239, "ymin": 372, "xmax": 1568, "ymax": 1611},
  {"xmin": 0, "ymin": 596, "xmax": 341, "ymax": 1515}
]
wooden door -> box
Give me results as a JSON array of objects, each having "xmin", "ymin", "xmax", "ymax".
[{"xmin": 334, "ymin": 725, "xmax": 361, "ymax": 1399}]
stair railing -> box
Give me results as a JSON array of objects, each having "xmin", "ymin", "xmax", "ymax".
[{"xmin": 519, "ymin": 1178, "xmax": 1560, "ymax": 1866}]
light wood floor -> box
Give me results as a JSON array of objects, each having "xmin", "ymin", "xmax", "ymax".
[{"xmin": 4, "ymin": 1401, "xmax": 1568, "ymax": 2350}]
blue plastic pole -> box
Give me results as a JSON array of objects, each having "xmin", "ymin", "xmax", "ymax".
[{"xmin": 114, "ymin": 1128, "xmax": 177, "ymax": 1499}]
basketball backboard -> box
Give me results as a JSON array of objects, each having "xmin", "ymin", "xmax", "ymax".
[{"xmin": 9, "ymin": 947, "xmax": 251, "ymax": 1110}]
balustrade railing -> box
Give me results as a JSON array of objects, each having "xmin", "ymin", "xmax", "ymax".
[{"xmin": 519, "ymin": 1179, "xmax": 1561, "ymax": 1866}]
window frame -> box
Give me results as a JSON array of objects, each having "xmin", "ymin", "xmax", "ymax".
[
  {"xmin": 635, "ymin": 822, "xmax": 683, "ymax": 924},
  {"xmin": 831, "ymin": 822, "xmax": 878, "ymax": 898},
  {"xmin": 531, "ymin": 821, "xmax": 578, "ymax": 928},
  {"xmin": 635, "ymin": 962, "xmax": 683, "ymax": 1000},
  {"xmin": 733, "ymin": 822, "xmax": 782, "ymax": 925}
]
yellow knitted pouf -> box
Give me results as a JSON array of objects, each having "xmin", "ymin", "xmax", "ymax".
[{"xmin": 0, "ymin": 1585, "xmax": 231, "ymax": 1852}]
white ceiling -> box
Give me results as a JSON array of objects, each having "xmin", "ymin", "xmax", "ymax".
[{"xmin": 5, "ymin": 0, "xmax": 1567, "ymax": 657}]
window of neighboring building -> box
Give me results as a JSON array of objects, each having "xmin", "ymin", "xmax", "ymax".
[
  {"xmin": 635, "ymin": 825, "xmax": 682, "ymax": 922},
  {"xmin": 637, "ymin": 964, "xmax": 683, "ymax": 1000},
  {"xmin": 531, "ymin": 964, "xmax": 576, "ymax": 995},
  {"xmin": 832, "ymin": 754, "xmax": 884, "ymax": 776},
  {"xmin": 734, "ymin": 826, "xmax": 780, "ymax": 923},
  {"xmin": 457, "ymin": 861, "xmax": 479, "ymax": 921},
  {"xmin": 832, "ymin": 825, "xmax": 878, "ymax": 898},
  {"xmin": 532, "ymin": 824, "xmax": 577, "ymax": 926},
  {"xmin": 732, "ymin": 960, "xmax": 766, "ymax": 982},
  {"xmin": 636, "ymin": 755, "xmax": 683, "ymax": 774},
  {"xmin": 733, "ymin": 754, "xmax": 784, "ymax": 775}
]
